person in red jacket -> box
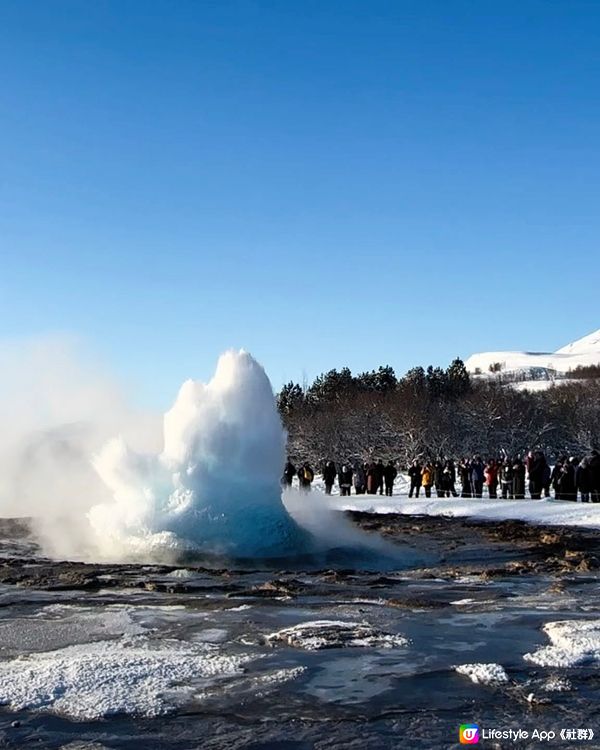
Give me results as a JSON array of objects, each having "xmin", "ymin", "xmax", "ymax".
[{"xmin": 484, "ymin": 459, "xmax": 499, "ymax": 499}]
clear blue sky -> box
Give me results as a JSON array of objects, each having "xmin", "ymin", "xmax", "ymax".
[{"xmin": 2, "ymin": 1, "xmax": 599, "ymax": 408}]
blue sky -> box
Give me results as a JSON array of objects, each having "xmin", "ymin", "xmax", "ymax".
[{"xmin": 2, "ymin": 1, "xmax": 599, "ymax": 407}]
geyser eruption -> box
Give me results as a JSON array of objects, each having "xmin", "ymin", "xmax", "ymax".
[{"xmin": 89, "ymin": 350, "xmax": 309, "ymax": 560}]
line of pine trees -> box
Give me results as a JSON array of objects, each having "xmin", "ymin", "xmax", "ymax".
[
  {"xmin": 277, "ymin": 358, "xmax": 600, "ymax": 467},
  {"xmin": 278, "ymin": 358, "xmax": 471, "ymax": 413}
]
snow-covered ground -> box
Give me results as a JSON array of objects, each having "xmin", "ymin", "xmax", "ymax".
[
  {"xmin": 309, "ymin": 473, "xmax": 600, "ymax": 530},
  {"xmin": 465, "ymin": 327, "xmax": 600, "ymax": 377},
  {"xmin": 524, "ymin": 620, "xmax": 600, "ymax": 668}
]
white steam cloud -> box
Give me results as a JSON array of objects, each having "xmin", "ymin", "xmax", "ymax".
[
  {"xmin": 89, "ymin": 349, "xmax": 308, "ymax": 561},
  {"xmin": 0, "ymin": 339, "xmax": 410, "ymax": 567}
]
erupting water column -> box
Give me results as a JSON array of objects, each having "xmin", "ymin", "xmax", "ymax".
[{"xmin": 88, "ymin": 350, "xmax": 309, "ymax": 561}]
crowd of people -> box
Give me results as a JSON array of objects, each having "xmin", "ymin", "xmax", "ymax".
[{"xmin": 281, "ymin": 450, "xmax": 600, "ymax": 503}]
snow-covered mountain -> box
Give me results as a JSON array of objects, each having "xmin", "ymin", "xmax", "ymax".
[{"xmin": 465, "ymin": 328, "xmax": 600, "ymax": 376}]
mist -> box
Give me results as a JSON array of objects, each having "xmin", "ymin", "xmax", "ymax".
[
  {"xmin": 0, "ymin": 336, "xmax": 160, "ymax": 558},
  {"xmin": 0, "ymin": 338, "xmax": 413, "ymax": 567}
]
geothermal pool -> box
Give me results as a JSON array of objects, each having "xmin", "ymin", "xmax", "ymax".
[{"xmin": 0, "ymin": 514, "xmax": 600, "ymax": 749}]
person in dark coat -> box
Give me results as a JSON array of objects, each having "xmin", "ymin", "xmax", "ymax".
[
  {"xmin": 408, "ymin": 460, "xmax": 422, "ymax": 498},
  {"xmin": 558, "ymin": 458, "xmax": 577, "ymax": 501},
  {"xmin": 383, "ymin": 461, "xmax": 397, "ymax": 496},
  {"xmin": 338, "ymin": 463, "xmax": 353, "ymax": 497},
  {"xmin": 470, "ymin": 456, "xmax": 485, "ymax": 498},
  {"xmin": 366, "ymin": 463, "xmax": 378, "ymax": 495},
  {"xmin": 323, "ymin": 460, "xmax": 337, "ymax": 495},
  {"xmin": 586, "ymin": 449, "xmax": 600, "ymax": 503},
  {"xmin": 442, "ymin": 460, "xmax": 458, "ymax": 497},
  {"xmin": 512, "ymin": 458, "xmax": 526, "ymax": 500},
  {"xmin": 527, "ymin": 450, "xmax": 547, "ymax": 500},
  {"xmin": 542, "ymin": 462, "xmax": 552, "ymax": 498},
  {"xmin": 576, "ymin": 458, "xmax": 591, "ymax": 502},
  {"xmin": 297, "ymin": 462, "xmax": 314, "ymax": 491},
  {"xmin": 354, "ymin": 463, "xmax": 366, "ymax": 494},
  {"xmin": 500, "ymin": 459, "xmax": 514, "ymax": 499},
  {"xmin": 282, "ymin": 458, "xmax": 296, "ymax": 487},
  {"xmin": 459, "ymin": 458, "xmax": 472, "ymax": 498},
  {"xmin": 434, "ymin": 461, "xmax": 445, "ymax": 498},
  {"xmin": 550, "ymin": 458, "xmax": 564, "ymax": 500},
  {"xmin": 374, "ymin": 459, "xmax": 385, "ymax": 495}
]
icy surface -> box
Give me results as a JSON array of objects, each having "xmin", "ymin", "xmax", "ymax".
[
  {"xmin": 265, "ymin": 620, "xmax": 408, "ymax": 650},
  {"xmin": 542, "ymin": 676, "xmax": 573, "ymax": 692},
  {"xmin": 0, "ymin": 604, "xmax": 146, "ymax": 653},
  {"xmin": 329, "ymin": 493, "xmax": 600, "ymax": 530},
  {"xmin": 524, "ymin": 620, "xmax": 600, "ymax": 668},
  {"xmin": 0, "ymin": 636, "xmax": 251, "ymax": 719},
  {"xmin": 455, "ymin": 663, "xmax": 509, "ymax": 685}
]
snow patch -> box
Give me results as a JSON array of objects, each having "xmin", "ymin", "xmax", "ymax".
[
  {"xmin": 329, "ymin": 494, "xmax": 600, "ymax": 531},
  {"xmin": 0, "ymin": 636, "xmax": 251, "ymax": 719},
  {"xmin": 167, "ymin": 568, "xmax": 195, "ymax": 578},
  {"xmin": 264, "ymin": 620, "xmax": 407, "ymax": 651},
  {"xmin": 455, "ymin": 663, "xmax": 509, "ymax": 685},
  {"xmin": 542, "ymin": 676, "xmax": 573, "ymax": 692},
  {"xmin": 524, "ymin": 620, "xmax": 600, "ymax": 668}
]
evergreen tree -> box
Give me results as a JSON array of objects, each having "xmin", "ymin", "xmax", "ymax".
[
  {"xmin": 426, "ymin": 365, "xmax": 449, "ymax": 399},
  {"xmin": 403, "ymin": 366, "xmax": 426, "ymax": 394},
  {"xmin": 446, "ymin": 357, "xmax": 471, "ymax": 397},
  {"xmin": 277, "ymin": 382, "xmax": 304, "ymax": 413}
]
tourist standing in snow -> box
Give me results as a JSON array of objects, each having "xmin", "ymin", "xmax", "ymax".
[
  {"xmin": 434, "ymin": 461, "xmax": 445, "ymax": 498},
  {"xmin": 282, "ymin": 458, "xmax": 296, "ymax": 487},
  {"xmin": 542, "ymin": 462, "xmax": 552, "ymax": 498},
  {"xmin": 374, "ymin": 459, "xmax": 385, "ymax": 495},
  {"xmin": 484, "ymin": 459, "xmax": 499, "ymax": 499},
  {"xmin": 298, "ymin": 462, "xmax": 314, "ymax": 491},
  {"xmin": 338, "ymin": 464, "xmax": 353, "ymax": 496},
  {"xmin": 366, "ymin": 462, "xmax": 378, "ymax": 494},
  {"xmin": 586, "ymin": 449, "xmax": 600, "ymax": 503},
  {"xmin": 500, "ymin": 459, "xmax": 513, "ymax": 499},
  {"xmin": 354, "ymin": 463, "xmax": 367, "ymax": 494},
  {"xmin": 421, "ymin": 463, "xmax": 434, "ymax": 498},
  {"xmin": 550, "ymin": 458, "xmax": 564, "ymax": 499},
  {"xmin": 470, "ymin": 456, "xmax": 485, "ymax": 498},
  {"xmin": 512, "ymin": 458, "xmax": 526, "ymax": 499},
  {"xmin": 323, "ymin": 460, "xmax": 337, "ymax": 495},
  {"xmin": 576, "ymin": 457, "xmax": 591, "ymax": 502},
  {"xmin": 527, "ymin": 450, "xmax": 547, "ymax": 500},
  {"xmin": 557, "ymin": 458, "xmax": 577, "ymax": 501},
  {"xmin": 383, "ymin": 461, "xmax": 397, "ymax": 496},
  {"xmin": 442, "ymin": 460, "xmax": 458, "ymax": 497},
  {"xmin": 459, "ymin": 458, "xmax": 471, "ymax": 497},
  {"xmin": 408, "ymin": 460, "xmax": 422, "ymax": 498}
]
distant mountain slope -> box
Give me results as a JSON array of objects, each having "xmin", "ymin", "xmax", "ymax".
[
  {"xmin": 465, "ymin": 328, "xmax": 600, "ymax": 375},
  {"xmin": 556, "ymin": 328, "xmax": 600, "ymax": 355}
]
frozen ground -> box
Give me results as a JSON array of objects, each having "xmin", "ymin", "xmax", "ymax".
[
  {"xmin": 0, "ymin": 514, "xmax": 599, "ymax": 748},
  {"xmin": 310, "ymin": 473, "xmax": 600, "ymax": 530}
]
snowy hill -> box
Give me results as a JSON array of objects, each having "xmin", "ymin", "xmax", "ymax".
[{"xmin": 465, "ymin": 328, "xmax": 600, "ymax": 377}]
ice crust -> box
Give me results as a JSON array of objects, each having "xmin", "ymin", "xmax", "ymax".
[
  {"xmin": 265, "ymin": 620, "xmax": 408, "ymax": 651},
  {"xmin": 0, "ymin": 636, "xmax": 251, "ymax": 719},
  {"xmin": 455, "ymin": 662, "xmax": 509, "ymax": 685},
  {"xmin": 524, "ymin": 619, "xmax": 600, "ymax": 668}
]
